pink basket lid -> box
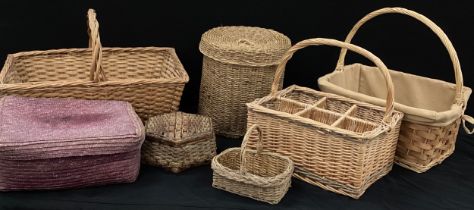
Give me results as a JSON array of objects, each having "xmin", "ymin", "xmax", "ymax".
[{"xmin": 0, "ymin": 96, "xmax": 145, "ymax": 160}]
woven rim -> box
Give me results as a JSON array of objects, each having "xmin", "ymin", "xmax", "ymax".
[
  {"xmin": 211, "ymin": 125, "xmax": 294, "ymax": 187},
  {"xmin": 199, "ymin": 26, "xmax": 291, "ymax": 66},
  {"xmin": 145, "ymin": 112, "xmax": 214, "ymax": 146}
]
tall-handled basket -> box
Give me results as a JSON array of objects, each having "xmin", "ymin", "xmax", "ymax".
[
  {"xmin": 0, "ymin": 9, "xmax": 189, "ymax": 120},
  {"xmin": 247, "ymin": 38, "xmax": 404, "ymax": 198},
  {"xmin": 318, "ymin": 7, "xmax": 473, "ymax": 173}
]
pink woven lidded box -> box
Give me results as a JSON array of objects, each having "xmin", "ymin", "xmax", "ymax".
[{"xmin": 0, "ymin": 96, "xmax": 145, "ymax": 191}]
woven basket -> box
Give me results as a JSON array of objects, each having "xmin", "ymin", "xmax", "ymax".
[
  {"xmin": 0, "ymin": 9, "xmax": 189, "ymax": 120},
  {"xmin": 247, "ymin": 38, "xmax": 404, "ymax": 198},
  {"xmin": 318, "ymin": 7, "xmax": 473, "ymax": 173},
  {"xmin": 142, "ymin": 112, "xmax": 216, "ymax": 173},
  {"xmin": 211, "ymin": 125, "xmax": 294, "ymax": 204},
  {"xmin": 198, "ymin": 26, "xmax": 291, "ymax": 138},
  {"xmin": 0, "ymin": 96, "xmax": 144, "ymax": 191}
]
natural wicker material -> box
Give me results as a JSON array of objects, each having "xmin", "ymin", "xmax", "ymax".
[
  {"xmin": 198, "ymin": 26, "xmax": 291, "ymax": 138},
  {"xmin": 142, "ymin": 112, "xmax": 217, "ymax": 173},
  {"xmin": 0, "ymin": 9, "xmax": 189, "ymax": 120},
  {"xmin": 247, "ymin": 38, "xmax": 404, "ymax": 199},
  {"xmin": 211, "ymin": 125, "xmax": 294, "ymax": 204},
  {"xmin": 318, "ymin": 7, "xmax": 473, "ymax": 173}
]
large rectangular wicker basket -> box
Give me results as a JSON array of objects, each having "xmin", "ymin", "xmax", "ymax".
[
  {"xmin": 318, "ymin": 7, "xmax": 473, "ymax": 173},
  {"xmin": 247, "ymin": 38, "xmax": 404, "ymax": 198},
  {"xmin": 0, "ymin": 9, "xmax": 189, "ymax": 120}
]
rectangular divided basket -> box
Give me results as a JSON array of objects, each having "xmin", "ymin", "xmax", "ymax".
[
  {"xmin": 0, "ymin": 9, "xmax": 189, "ymax": 120},
  {"xmin": 318, "ymin": 7, "xmax": 473, "ymax": 173},
  {"xmin": 247, "ymin": 38, "xmax": 404, "ymax": 198}
]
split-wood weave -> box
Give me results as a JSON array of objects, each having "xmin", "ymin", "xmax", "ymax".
[
  {"xmin": 198, "ymin": 26, "xmax": 291, "ymax": 138},
  {"xmin": 318, "ymin": 7, "xmax": 473, "ymax": 173},
  {"xmin": 211, "ymin": 125, "xmax": 294, "ymax": 204},
  {"xmin": 247, "ymin": 38, "xmax": 404, "ymax": 198},
  {"xmin": 0, "ymin": 9, "xmax": 189, "ymax": 120},
  {"xmin": 143, "ymin": 112, "xmax": 216, "ymax": 173}
]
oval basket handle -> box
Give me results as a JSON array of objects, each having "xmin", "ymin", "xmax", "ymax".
[
  {"xmin": 335, "ymin": 7, "xmax": 464, "ymax": 105},
  {"xmin": 87, "ymin": 9, "xmax": 106, "ymax": 82},
  {"xmin": 271, "ymin": 38, "xmax": 395, "ymax": 123},
  {"xmin": 239, "ymin": 124, "xmax": 263, "ymax": 174}
]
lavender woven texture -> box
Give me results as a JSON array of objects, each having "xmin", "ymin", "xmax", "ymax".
[{"xmin": 0, "ymin": 96, "xmax": 145, "ymax": 191}]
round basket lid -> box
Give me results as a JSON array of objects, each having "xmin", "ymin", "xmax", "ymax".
[{"xmin": 199, "ymin": 26, "xmax": 291, "ymax": 66}]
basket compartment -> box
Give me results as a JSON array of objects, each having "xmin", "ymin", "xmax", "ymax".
[
  {"xmin": 335, "ymin": 117, "xmax": 377, "ymax": 134},
  {"xmin": 281, "ymin": 89, "xmax": 323, "ymax": 105},
  {"xmin": 315, "ymin": 97, "xmax": 353, "ymax": 114},
  {"xmin": 299, "ymin": 107, "xmax": 341, "ymax": 125},
  {"xmin": 261, "ymin": 98, "xmax": 307, "ymax": 114}
]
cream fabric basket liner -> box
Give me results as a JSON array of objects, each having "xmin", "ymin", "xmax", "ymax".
[{"xmin": 318, "ymin": 7, "xmax": 473, "ymax": 132}]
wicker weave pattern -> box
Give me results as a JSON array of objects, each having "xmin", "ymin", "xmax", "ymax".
[
  {"xmin": 322, "ymin": 7, "xmax": 472, "ymax": 172},
  {"xmin": 212, "ymin": 125, "xmax": 294, "ymax": 204},
  {"xmin": 395, "ymin": 118, "xmax": 461, "ymax": 172},
  {"xmin": 143, "ymin": 112, "xmax": 216, "ymax": 173},
  {"xmin": 247, "ymin": 38, "xmax": 404, "ymax": 198},
  {"xmin": 0, "ymin": 9, "xmax": 188, "ymax": 120},
  {"xmin": 198, "ymin": 26, "xmax": 290, "ymax": 137}
]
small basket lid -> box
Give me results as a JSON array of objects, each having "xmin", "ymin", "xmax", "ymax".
[
  {"xmin": 0, "ymin": 96, "xmax": 145, "ymax": 160},
  {"xmin": 199, "ymin": 26, "xmax": 291, "ymax": 66}
]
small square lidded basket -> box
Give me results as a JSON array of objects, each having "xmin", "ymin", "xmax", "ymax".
[
  {"xmin": 142, "ymin": 112, "xmax": 217, "ymax": 173},
  {"xmin": 211, "ymin": 125, "xmax": 294, "ymax": 204}
]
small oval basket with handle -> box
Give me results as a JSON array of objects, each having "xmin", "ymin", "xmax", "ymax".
[{"xmin": 211, "ymin": 124, "xmax": 294, "ymax": 204}]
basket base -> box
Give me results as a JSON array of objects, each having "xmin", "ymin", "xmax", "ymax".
[
  {"xmin": 395, "ymin": 146, "xmax": 455, "ymax": 173},
  {"xmin": 212, "ymin": 172, "xmax": 290, "ymax": 204},
  {"xmin": 294, "ymin": 164, "xmax": 393, "ymax": 199},
  {"xmin": 142, "ymin": 157, "xmax": 213, "ymax": 173}
]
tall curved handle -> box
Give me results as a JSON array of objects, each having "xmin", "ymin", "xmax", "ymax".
[
  {"xmin": 335, "ymin": 7, "xmax": 463, "ymax": 105},
  {"xmin": 271, "ymin": 38, "xmax": 395, "ymax": 123},
  {"xmin": 87, "ymin": 9, "xmax": 106, "ymax": 82},
  {"xmin": 239, "ymin": 124, "xmax": 263, "ymax": 174}
]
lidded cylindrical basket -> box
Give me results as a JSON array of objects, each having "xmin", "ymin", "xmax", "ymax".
[{"xmin": 198, "ymin": 26, "xmax": 291, "ymax": 138}]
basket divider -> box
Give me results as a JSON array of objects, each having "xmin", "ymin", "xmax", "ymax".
[
  {"xmin": 295, "ymin": 97, "xmax": 328, "ymax": 116},
  {"xmin": 313, "ymin": 97, "xmax": 327, "ymax": 108},
  {"xmin": 331, "ymin": 104, "xmax": 358, "ymax": 127},
  {"xmin": 346, "ymin": 116, "xmax": 378, "ymax": 127}
]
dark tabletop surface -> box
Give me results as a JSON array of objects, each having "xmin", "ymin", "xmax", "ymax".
[{"xmin": 0, "ymin": 130, "xmax": 473, "ymax": 210}]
